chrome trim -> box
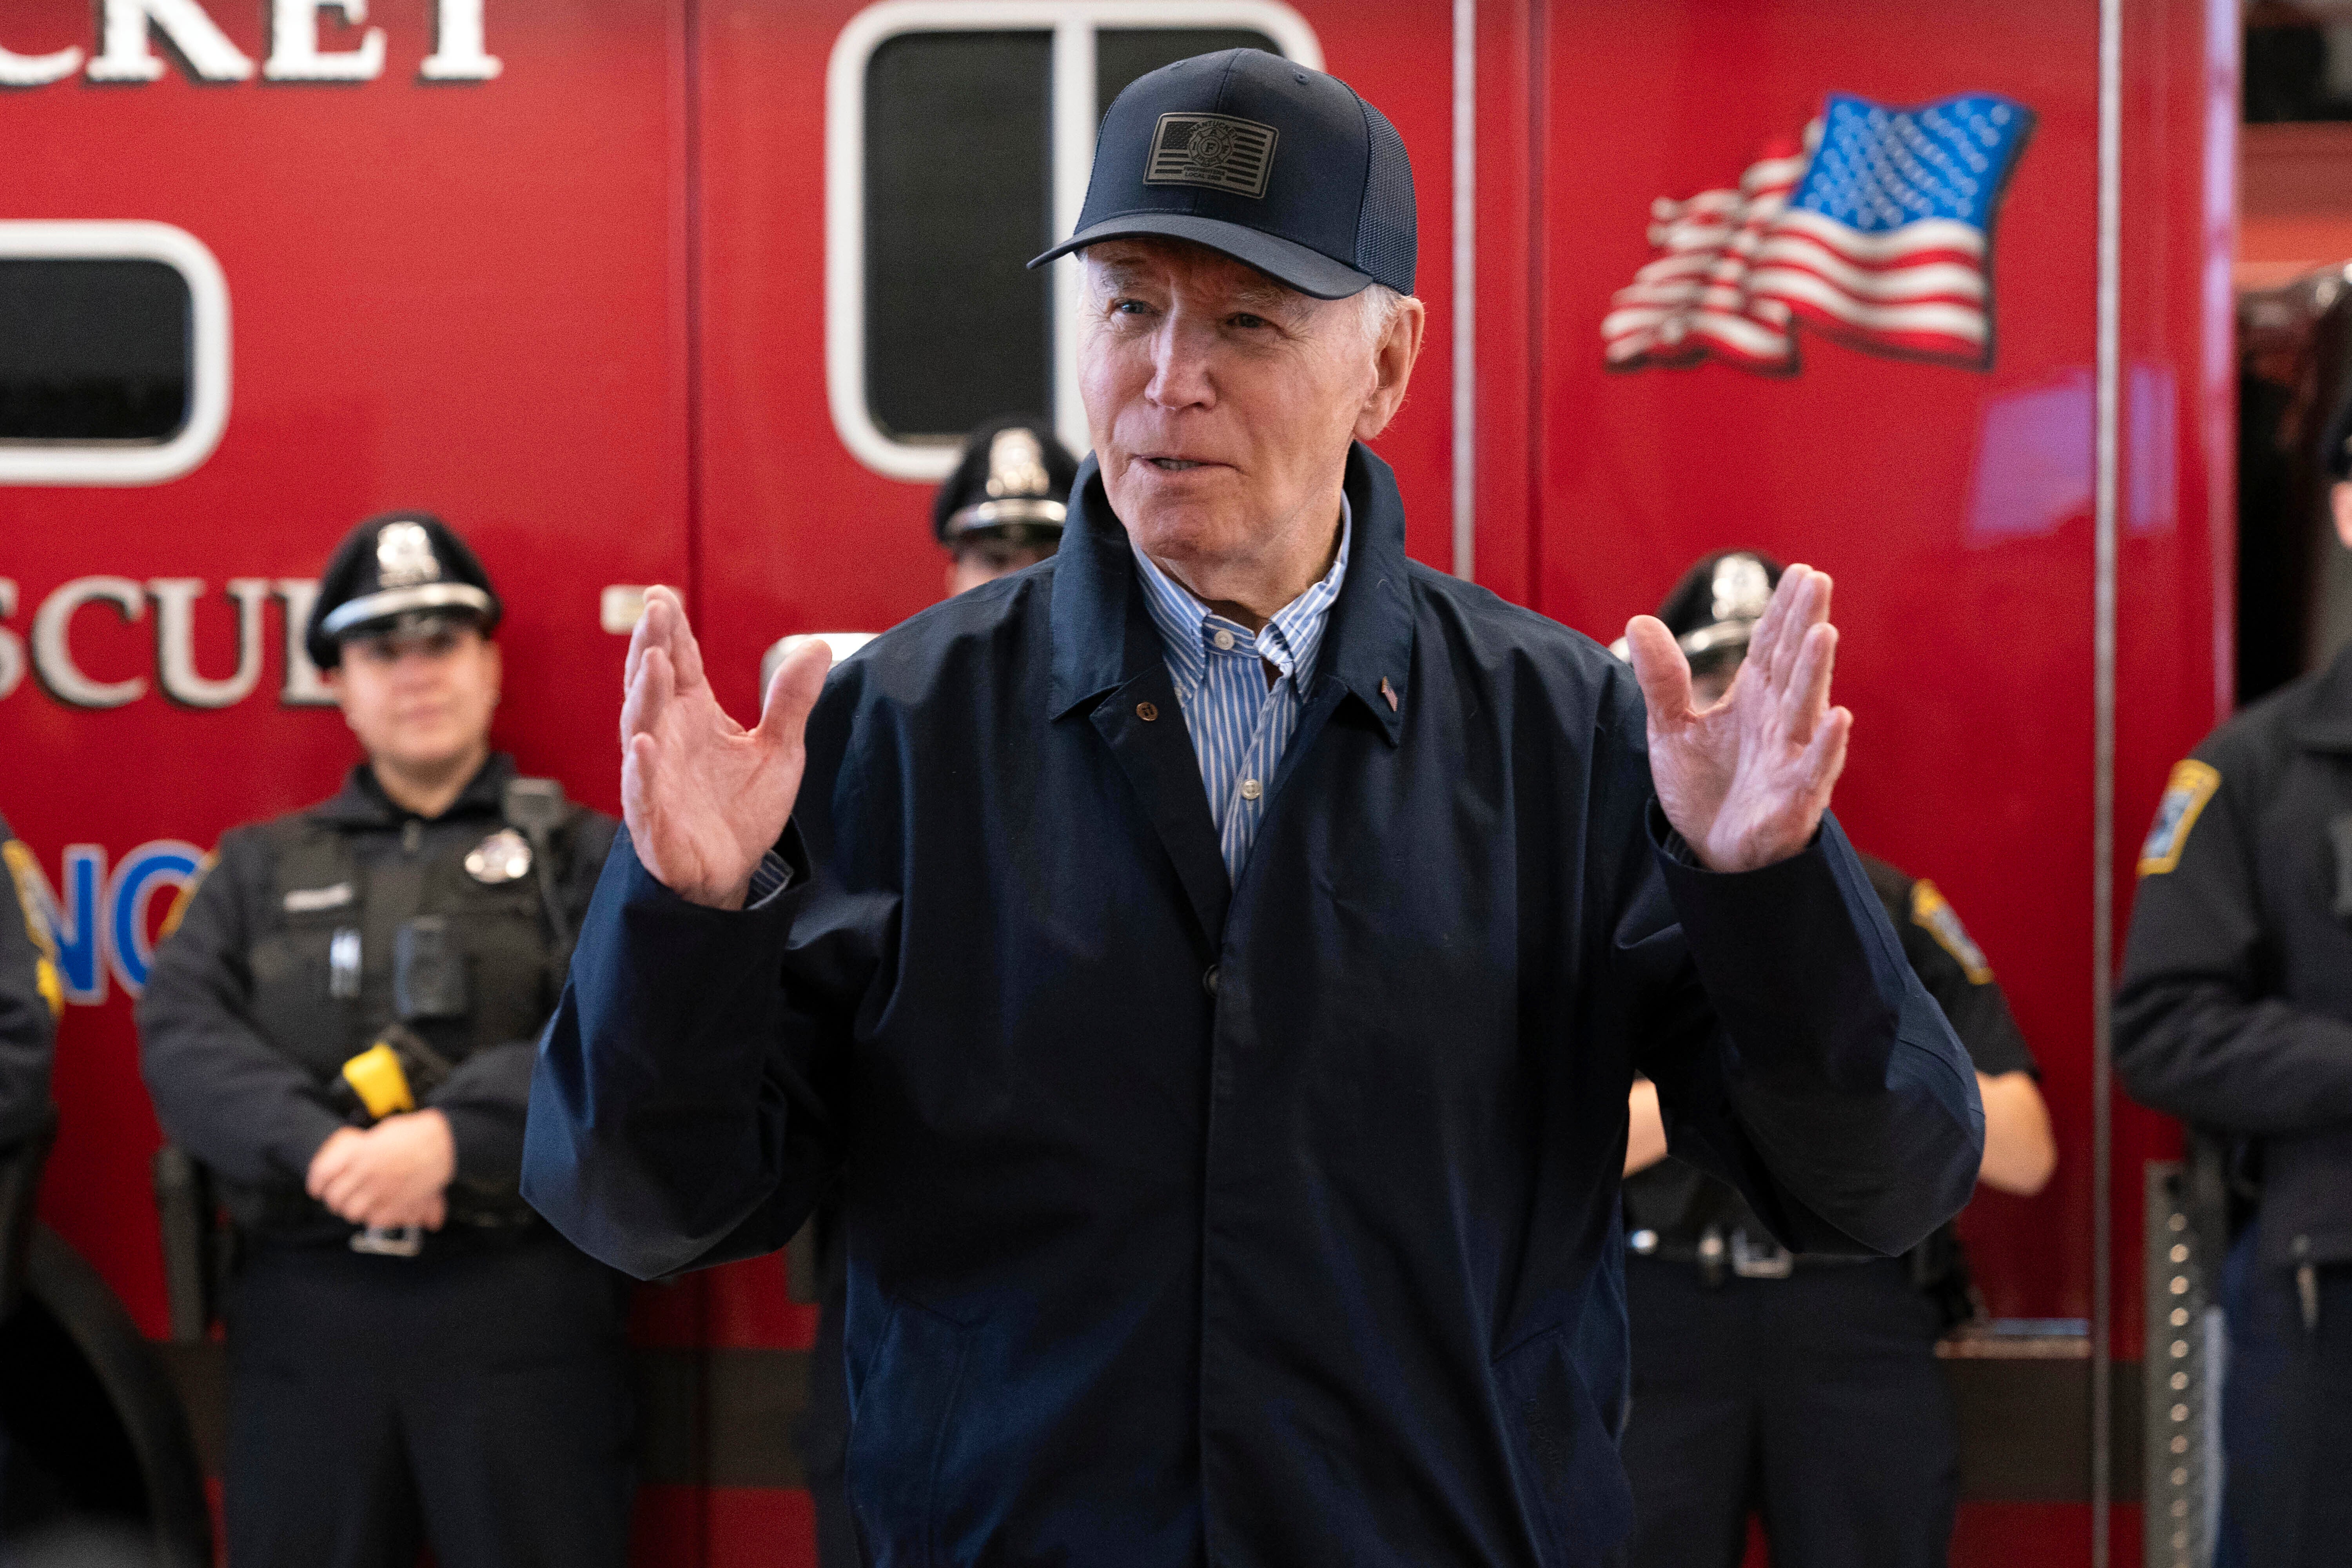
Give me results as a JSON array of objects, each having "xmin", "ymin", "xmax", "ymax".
[
  {"xmin": 2092, "ymin": 0, "xmax": 2121, "ymax": 1559},
  {"xmin": 1451, "ymin": 0, "xmax": 1476, "ymax": 581},
  {"xmin": 318, "ymin": 582, "xmax": 494, "ymax": 639},
  {"xmin": 947, "ymin": 498, "xmax": 1067, "ymax": 535}
]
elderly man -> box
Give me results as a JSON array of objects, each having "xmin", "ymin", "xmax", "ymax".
[{"xmin": 524, "ymin": 50, "xmax": 1982, "ymax": 1566}]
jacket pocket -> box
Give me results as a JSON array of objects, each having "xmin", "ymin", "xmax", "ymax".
[
  {"xmin": 1493, "ymin": 1324, "xmax": 1634, "ymax": 1568},
  {"xmin": 845, "ymin": 1293, "xmax": 971, "ymax": 1567}
]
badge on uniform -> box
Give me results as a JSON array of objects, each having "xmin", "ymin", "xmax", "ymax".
[
  {"xmin": 1909, "ymin": 879, "xmax": 1993, "ymax": 985},
  {"xmin": 2138, "ymin": 759, "xmax": 2220, "ymax": 877},
  {"xmin": 464, "ymin": 828, "xmax": 532, "ymax": 885}
]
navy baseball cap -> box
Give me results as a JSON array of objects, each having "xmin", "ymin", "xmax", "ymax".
[{"xmin": 1028, "ymin": 49, "xmax": 1415, "ymax": 300}]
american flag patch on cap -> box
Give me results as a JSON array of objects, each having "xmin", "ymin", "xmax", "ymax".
[{"xmin": 1144, "ymin": 113, "xmax": 1278, "ymax": 199}]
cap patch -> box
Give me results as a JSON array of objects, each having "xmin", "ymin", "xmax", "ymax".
[
  {"xmin": 1909, "ymin": 879, "xmax": 1993, "ymax": 985},
  {"xmin": 1145, "ymin": 113, "xmax": 1278, "ymax": 199},
  {"xmin": 2139, "ymin": 759, "xmax": 2221, "ymax": 877},
  {"xmin": 1710, "ymin": 554, "xmax": 1773, "ymax": 623},
  {"xmin": 985, "ymin": 427, "xmax": 1053, "ymax": 501},
  {"xmin": 376, "ymin": 522, "xmax": 443, "ymax": 589}
]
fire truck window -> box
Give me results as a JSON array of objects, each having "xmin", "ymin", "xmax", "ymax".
[
  {"xmin": 0, "ymin": 260, "xmax": 191, "ymax": 444},
  {"xmin": 2247, "ymin": 8, "xmax": 2352, "ymax": 122},
  {"xmin": 864, "ymin": 31, "xmax": 1053, "ymax": 443},
  {"xmin": 1096, "ymin": 29, "xmax": 1279, "ymax": 109}
]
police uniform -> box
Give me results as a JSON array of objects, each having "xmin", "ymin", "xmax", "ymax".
[
  {"xmin": 0, "ymin": 815, "xmax": 60, "ymax": 1154},
  {"xmin": 1618, "ymin": 554, "xmax": 2039, "ymax": 1568},
  {"xmin": 793, "ymin": 415, "xmax": 1080, "ymax": 1568},
  {"xmin": 136, "ymin": 515, "xmax": 630, "ymax": 1568},
  {"xmin": 2116, "ymin": 639, "xmax": 2352, "ymax": 1567}
]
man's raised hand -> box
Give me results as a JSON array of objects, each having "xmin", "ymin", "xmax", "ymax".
[
  {"xmin": 620, "ymin": 586, "xmax": 832, "ymax": 909},
  {"xmin": 1624, "ymin": 563, "xmax": 1852, "ymax": 874}
]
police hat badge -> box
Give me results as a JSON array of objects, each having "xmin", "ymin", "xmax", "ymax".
[{"xmin": 464, "ymin": 828, "xmax": 532, "ymax": 885}]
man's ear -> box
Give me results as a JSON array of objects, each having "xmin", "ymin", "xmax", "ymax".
[
  {"xmin": 2332, "ymin": 481, "xmax": 2352, "ymax": 553},
  {"xmin": 1354, "ymin": 296, "xmax": 1426, "ymax": 443}
]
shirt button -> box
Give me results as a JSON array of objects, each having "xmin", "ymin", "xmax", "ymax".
[
  {"xmin": 1202, "ymin": 965, "xmax": 1220, "ymax": 995},
  {"xmin": 1239, "ymin": 779, "xmax": 1262, "ymax": 800},
  {"xmin": 1212, "ymin": 629, "xmax": 1236, "ymax": 652}
]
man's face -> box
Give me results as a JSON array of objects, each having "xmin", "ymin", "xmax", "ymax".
[
  {"xmin": 330, "ymin": 621, "xmax": 501, "ymax": 775},
  {"xmin": 1078, "ymin": 238, "xmax": 1417, "ymax": 579},
  {"xmin": 947, "ymin": 538, "xmax": 1056, "ymax": 598}
]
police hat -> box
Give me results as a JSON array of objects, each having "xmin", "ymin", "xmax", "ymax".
[
  {"xmin": 1657, "ymin": 550, "xmax": 1784, "ymax": 667},
  {"xmin": 1027, "ymin": 49, "xmax": 1415, "ymax": 300},
  {"xmin": 933, "ymin": 417, "xmax": 1078, "ymax": 548},
  {"xmin": 305, "ymin": 512, "xmax": 501, "ymax": 671}
]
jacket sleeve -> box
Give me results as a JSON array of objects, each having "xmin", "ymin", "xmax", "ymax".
[
  {"xmin": 0, "ymin": 827, "xmax": 57, "ymax": 1149},
  {"xmin": 523, "ymin": 692, "xmax": 879, "ymax": 1282},
  {"xmin": 1599, "ymin": 676, "xmax": 1983, "ymax": 1258},
  {"xmin": 136, "ymin": 838, "xmax": 348, "ymax": 1186},
  {"xmin": 431, "ymin": 809, "xmax": 621, "ymax": 1186},
  {"xmin": 2115, "ymin": 752, "xmax": 2352, "ymax": 1133}
]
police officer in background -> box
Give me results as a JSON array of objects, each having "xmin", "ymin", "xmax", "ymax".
[
  {"xmin": 138, "ymin": 514, "xmax": 630, "ymax": 1568},
  {"xmin": 2117, "ymin": 393, "xmax": 2352, "ymax": 1567},
  {"xmin": 793, "ymin": 413, "xmax": 1078, "ymax": 1568},
  {"xmin": 935, "ymin": 414, "xmax": 1076, "ymax": 597},
  {"xmin": 1617, "ymin": 552, "xmax": 2056, "ymax": 1568}
]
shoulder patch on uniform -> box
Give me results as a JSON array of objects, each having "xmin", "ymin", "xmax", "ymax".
[
  {"xmin": 1, "ymin": 841, "xmax": 64, "ymax": 1020},
  {"xmin": 163, "ymin": 853, "xmax": 218, "ymax": 939},
  {"xmin": 1909, "ymin": 878, "xmax": 1993, "ymax": 985},
  {"xmin": 2138, "ymin": 759, "xmax": 2221, "ymax": 877}
]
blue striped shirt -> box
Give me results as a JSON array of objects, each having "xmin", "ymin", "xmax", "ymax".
[{"xmin": 1131, "ymin": 499, "xmax": 1352, "ymax": 882}]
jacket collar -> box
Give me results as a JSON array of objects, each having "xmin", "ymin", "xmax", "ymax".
[
  {"xmin": 312, "ymin": 752, "xmax": 515, "ymax": 827},
  {"xmin": 2298, "ymin": 642, "xmax": 2352, "ymax": 755},
  {"xmin": 1050, "ymin": 442, "xmax": 1414, "ymax": 746}
]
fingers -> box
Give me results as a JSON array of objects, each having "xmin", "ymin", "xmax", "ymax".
[
  {"xmin": 1800, "ymin": 703, "xmax": 1853, "ymax": 800},
  {"xmin": 1777, "ymin": 621, "xmax": 1839, "ymax": 747},
  {"xmin": 1623, "ymin": 616, "xmax": 1695, "ymax": 728},
  {"xmin": 622, "ymin": 644, "xmax": 676, "ymax": 748},
  {"xmin": 754, "ymin": 636, "xmax": 834, "ymax": 751},
  {"xmin": 1749, "ymin": 565, "xmax": 1829, "ymax": 695},
  {"xmin": 623, "ymin": 585, "xmax": 673, "ymax": 696}
]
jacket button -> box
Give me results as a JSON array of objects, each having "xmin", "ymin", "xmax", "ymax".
[
  {"xmin": 1202, "ymin": 965, "xmax": 1220, "ymax": 995},
  {"xmin": 1137, "ymin": 701, "xmax": 1159, "ymax": 722}
]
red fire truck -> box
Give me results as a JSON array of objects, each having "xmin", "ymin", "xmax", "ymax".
[{"xmin": 0, "ymin": 1, "xmax": 2237, "ymax": 1564}]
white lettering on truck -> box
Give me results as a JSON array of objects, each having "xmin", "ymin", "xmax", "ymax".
[
  {"xmin": 0, "ymin": 2, "xmax": 494, "ymax": 86},
  {"xmin": 265, "ymin": 0, "xmax": 386, "ymax": 82},
  {"xmin": 5, "ymin": 576, "xmax": 333, "ymax": 710}
]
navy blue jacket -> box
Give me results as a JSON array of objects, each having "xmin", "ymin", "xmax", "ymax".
[{"xmin": 524, "ymin": 445, "xmax": 1983, "ymax": 1567}]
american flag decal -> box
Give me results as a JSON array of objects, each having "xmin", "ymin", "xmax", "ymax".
[
  {"xmin": 1603, "ymin": 93, "xmax": 2034, "ymax": 373},
  {"xmin": 1144, "ymin": 113, "xmax": 1279, "ymax": 200}
]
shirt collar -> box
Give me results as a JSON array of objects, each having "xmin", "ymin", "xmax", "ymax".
[{"xmin": 1129, "ymin": 494, "xmax": 1353, "ymax": 693}]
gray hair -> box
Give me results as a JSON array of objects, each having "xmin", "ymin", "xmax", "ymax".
[{"xmin": 1354, "ymin": 283, "xmax": 1408, "ymax": 354}]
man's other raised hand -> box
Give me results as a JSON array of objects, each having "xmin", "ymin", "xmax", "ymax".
[
  {"xmin": 1624, "ymin": 563, "xmax": 1852, "ymax": 875},
  {"xmin": 620, "ymin": 586, "xmax": 832, "ymax": 909}
]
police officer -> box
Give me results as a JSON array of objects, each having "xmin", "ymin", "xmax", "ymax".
[
  {"xmin": 138, "ymin": 513, "xmax": 630, "ymax": 1568},
  {"xmin": 935, "ymin": 414, "xmax": 1076, "ymax": 597},
  {"xmin": 1618, "ymin": 552, "xmax": 2056, "ymax": 1568},
  {"xmin": 791, "ymin": 413, "xmax": 1081, "ymax": 1568},
  {"xmin": 2116, "ymin": 394, "xmax": 2352, "ymax": 1568}
]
